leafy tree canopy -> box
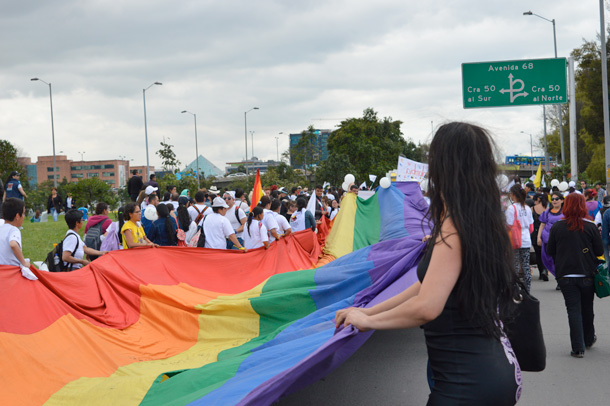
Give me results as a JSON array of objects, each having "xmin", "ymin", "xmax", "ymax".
[
  {"xmin": 156, "ymin": 140, "xmax": 181, "ymax": 173},
  {"xmin": 0, "ymin": 139, "xmax": 27, "ymax": 190}
]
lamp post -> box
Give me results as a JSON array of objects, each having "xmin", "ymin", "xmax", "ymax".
[
  {"xmin": 30, "ymin": 77, "xmax": 57, "ymax": 187},
  {"xmin": 143, "ymin": 82, "xmax": 162, "ymax": 182},
  {"xmin": 181, "ymin": 110, "xmax": 200, "ymax": 187},
  {"xmin": 276, "ymin": 132, "xmax": 283, "ymax": 162},
  {"xmin": 523, "ymin": 11, "xmax": 565, "ymax": 166},
  {"xmin": 520, "ymin": 131, "xmax": 534, "ymax": 176},
  {"xmin": 78, "ymin": 151, "xmax": 85, "ymax": 162},
  {"xmin": 250, "ymin": 131, "xmax": 255, "ymax": 158},
  {"xmin": 244, "ymin": 107, "xmax": 259, "ymax": 187}
]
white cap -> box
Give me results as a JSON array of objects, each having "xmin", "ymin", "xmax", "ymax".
[
  {"xmin": 568, "ymin": 181, "xmax": 576, "ymax": 188},
  {"xmin": 327, "ymin": 194, "xmax": 335, "ymax": 201},
  {"xmin": 145, "ymin": 185, "xmax": 158, "ymax": 195},
  {"xmin": 212, "ymin": 196, "xmax": 229, "ymax": 208}
]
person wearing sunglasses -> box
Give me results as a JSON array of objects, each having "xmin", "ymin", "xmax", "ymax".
[
  {"xmin": 537, "ymin": 191, "xmax": 564, "ymax": 287},
  {"xmin": 222, "ymin": 192, "xmax": 247, "ymax": 249},
  {"xmin": 121, "ymin": 202, "xmax": 157, "ymax": 249}
]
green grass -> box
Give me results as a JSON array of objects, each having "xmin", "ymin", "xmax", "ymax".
[{"xmin": 21, "ymin": 212, "xmax": 120, "ymax": 263}]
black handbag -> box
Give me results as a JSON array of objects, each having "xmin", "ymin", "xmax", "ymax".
[{"xmin": 503, "ymin": 282, "xmax": 546, "ymax": 372}]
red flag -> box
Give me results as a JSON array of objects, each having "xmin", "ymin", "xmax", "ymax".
[{"xmin": 249, "ymin": 169, "xmax": 264, "ymax": 213}]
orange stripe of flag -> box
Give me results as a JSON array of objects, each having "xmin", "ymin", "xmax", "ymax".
[{"xmin": 249, "ymin": 169, "xmax": 264, "ymax": 212}]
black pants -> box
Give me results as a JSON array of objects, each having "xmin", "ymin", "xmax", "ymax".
[{"xmin": 558, "ymin": 277, "xmax": 595, "ymax": 353}]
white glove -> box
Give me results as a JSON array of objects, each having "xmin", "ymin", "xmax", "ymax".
[{"xmin": 20, "ymin": 265, "xmax": 38, "ymax": 281}]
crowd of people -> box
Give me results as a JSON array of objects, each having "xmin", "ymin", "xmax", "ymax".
[
  {"xmin": 2, "ymin": 123, "xmax": 610, "ymax": 403},
  {"xmin": 502, "ymin": 178, "xmax": 606, "ymax": 360}
]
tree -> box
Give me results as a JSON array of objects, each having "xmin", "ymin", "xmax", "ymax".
[
  {"xmin": 156, "ymin": 140, "xmax": 181, "ymax": 173},
  {"xmin": 325, "ymin": 108, "xmax": 412, "ymax": 184},
  {"xmin": 315, "ymin": 153, "xmax": 355, "ymax": 186},
  {"xmin": 0, "ymin": 140, "xmax": 27, "ymax": 189},
  {"xmin": 67, "ymin": 178, "xmax": 118, "ymax": 210}
]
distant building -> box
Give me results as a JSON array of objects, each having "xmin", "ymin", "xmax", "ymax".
[
  {"xmin": 17, "ymin": 157, "xmax": 37, "ymax": 187},
  {"xmin": 289, "ymin": 129, "xmax": 331, "ymax": 169},
  {"xmin": 225, "ymin": 157, "xmax": 281, "ymax": 175},
  {"xmin": 184, "ymin": 155, "xmax": 224, "ymax": 178},
  {"xmin": 20, "ymin": 155, "xmax": 153, "ymax": 187}
]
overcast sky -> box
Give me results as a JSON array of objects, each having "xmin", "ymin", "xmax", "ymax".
[{"xmin": 0, "ymin": 0, "xmax": 603, "ymax": 174}]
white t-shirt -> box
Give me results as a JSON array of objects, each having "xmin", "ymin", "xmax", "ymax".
[
  {"xmin": 329, "ymin": 208, "xmax": 339, "ymax": 221},
  {"xmin": 262, "ymin": 209, "xmax": 280, "ymax": 242},
  {"xmin": 202, "ymin": 212, "xmax": 235, "ymax": 249},
  {"xmin": 0, "ymin": 223, "xmax": 21, "ymax": 266},
  {"xmin": 224, "ymin": 206, "xmax": 247, "ymax": 238},
  {"xmin": 274, "ymin": 212, "xmax": 291, "ymax": 236},
  {"xmin": 505, "ymin": 204, "xmax": 534, "ymax": 248},
  {"xmin": 62, "ymin": 230, "xmax": 85, "ymax": 270},
  {"xmin": 243, "ymin": 219, "xmax": 269, "ymax": 249},
  {"xmin": 189, "ymin": 204, "xmax": 210, "ymax": 223}
]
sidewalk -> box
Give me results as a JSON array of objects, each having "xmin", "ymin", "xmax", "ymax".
[{"xmin": 279, "ymin": 276, "xmax": 610, "ymax": 405}]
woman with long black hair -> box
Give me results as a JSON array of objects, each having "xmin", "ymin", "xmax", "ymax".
[
  {"xmin": 147, "ymin": 203, "xmax": 178, "ymax": 246},
  {"xmin": 336, "ymin": 122, "xmax": 521, "ymax": 405},
  {"xmin": 506, "ymin": 184, "xmax": 534, "ymax": 291},
  {"xmin": 177, "ymin": 196, "xmax": 198, "ymax": 243},
  {"xmin": 547, "ymin": 193, "xmax": 603, "ymax": 357},
  {"xmin": 537, "ymin": 191, "xmax": 564, "ymax": 289},
  {"xmin": 243, "ymin": 206, "xmax": 269, "ymax": 250},
  {"xmin": 531, "ymin": 193, "xmax": 549, "ymax": 281}
]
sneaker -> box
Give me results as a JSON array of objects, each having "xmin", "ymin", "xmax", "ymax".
[
  {"xmin": 586, "ymin": 336, "xmax": 597, "ymax": 349},
  {"xmin": 541, "ymin": 270, "xmax": 549, "ymax": 281},
  {"xmin": 571, "ymin": 351, "xmax": 584, "ymax": 358}
]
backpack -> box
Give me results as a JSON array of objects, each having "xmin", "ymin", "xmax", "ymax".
[
  {"xmin": 100, "ymin": 222, "xmax": 120, "ymax": 252},
  {"xmin": 193, "ymin": 205, "xmax": 208, "ymax": 225},
  {"xmin": 84, "ymin": 222, "xmax": 105, "ymax": 260},
  {"xmin": 508, "ymin": 204, "xmax": 522, "ymax": 250},
  {"xmin": 196, "ymin": 216, "xmax": 208, "ymax": 248},
  {"xmin": 44, "ymin": 232, "xmax": 80, "ymax": 272}
]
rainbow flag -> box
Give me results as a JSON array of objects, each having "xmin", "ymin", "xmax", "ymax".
[
  {"xmin": 0, "ymin": 182, "xmax": 428, "ymax": 405},
  {"xmin": 324, "ymin": 182, "xmax": 430, "ymax": 258},
  {"xmin": 249, "ymin": 169, "xmax": 264, "ymax": 213}
]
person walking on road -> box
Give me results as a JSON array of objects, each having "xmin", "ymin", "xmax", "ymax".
[{"xmin": 546, "ymin": 192, "xmax": 603, "ymax": 358}]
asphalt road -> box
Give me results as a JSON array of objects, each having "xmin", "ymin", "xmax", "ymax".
[{"xmin": 278, "ymin": 273, "xmax": 610, "ymax": 405}]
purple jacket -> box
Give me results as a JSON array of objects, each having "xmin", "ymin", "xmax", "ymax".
[{"xmin": 539, "ymin": 209, "xmax": 563, "ymax": 244}]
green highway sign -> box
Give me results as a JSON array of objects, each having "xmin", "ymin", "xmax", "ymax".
[{"xmin": 462, "ymin": 58, "xmax": 567, "ymax": 109}]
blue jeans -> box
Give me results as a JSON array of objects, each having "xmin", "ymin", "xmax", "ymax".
[
  {"xmin": 51, "ymin": 208, "xmax": 58, "ymax": 222},
  {"xmin": 557, "ymin": 277, "xmax": 596, "ymax": 353},
  {"xmin": 226, "ymin": 237, "xmax": 244, "ymax": 250}
]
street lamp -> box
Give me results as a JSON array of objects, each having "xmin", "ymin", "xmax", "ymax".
[
  {"xmin": 520, "ymin": 131, "xmax": 534, "ymax": 176},
  {"xmin": 250, "ymin": 131, "xmax": 255, "ymax": 158},
  {"xmin": 276, "ymin": 132, "xmax": 283, "ymax": 162},
  {"xmin": 143, "ymin": 82, "xmax": 162, "ymax": 181},
  {"xmin": 244, "ymin": 107, "xmax": 259, "ymax": 186},
  {"xmin": 523, "ymin": 11, "xmax": 565, "ymax": 166},
  {"xmin": 30, "ymin": 77, "xmax": 57, "ymax": 187},
  {"xmin": 181, "ymin": 110, "xmax": 200, "ymax": 187},
  {"xmin": 78, "ymin": 151, "xmax": 85, "ymax": 162}
]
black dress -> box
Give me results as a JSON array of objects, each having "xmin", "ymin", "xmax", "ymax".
[{"xmin": 417, "ymin": 245, "xmax": 521, "ymax": 405}]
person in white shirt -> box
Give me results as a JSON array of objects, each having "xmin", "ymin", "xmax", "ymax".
[
  {"xmin": 223, "ymin": 192, "xmax": 247, "ymax": 248},
  {"xmin": 0, "ymin": 198, "xmax": 29, "ymax": 268},
  {"xmin": 270, "ymin": 199, "xmax": 291, "ymax": 237},
  {"xmin": 62, "ymin": 209, "xmax": 108, "ymax": 270},
  {"xmin": 201, "ymin": 197, "xmax": 246, "ymax": 251},
  {"xmin": 328, "ymin": 199, "xmax": 340, "ymax": 221},
  {"xmin": 243, "ymin": 207, "xmax": 269, "ymax": 250},
  {"xmin": 505, "ymin": 185, "xmax": 535, "ymax": 291},
  {"xmin": 189, "ymin": 191, "xmax": 211, "ymax": 224},
  {"xmin": 259, "ymin": 196, "xmax": 280, "ymax": 243},
  {"xmin": 234, "ymin": 188, "xmax": 250, "ymax": 214}
]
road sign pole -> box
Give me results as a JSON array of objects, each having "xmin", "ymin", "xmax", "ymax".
[{"xmin": 569, "ymin": 57, "xmax": 578, "ymax": 181}]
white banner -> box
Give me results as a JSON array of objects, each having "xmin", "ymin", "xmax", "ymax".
[{"xmin": 396, "ymin": 157, "xmax": 428, "ymax": 182}]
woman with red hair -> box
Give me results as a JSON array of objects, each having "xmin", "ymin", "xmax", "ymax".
[{"xmin": 546, "ymin": 193, "xmax": 603, "ymax": 358}]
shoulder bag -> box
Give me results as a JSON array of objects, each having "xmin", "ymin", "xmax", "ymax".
[{"xmin": 504, "ymin": 281, "xmax": 546, "ymax": 372}]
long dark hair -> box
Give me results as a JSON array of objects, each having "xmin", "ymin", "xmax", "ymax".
[
  {"xmin": 156, "ymin": 203, "xmax": 177, "ymax": 246},
  {"xmin": 427, "ymin": 122, "xmax": 516, "ymax": 340},
  {"xmin": 296, "ymin": 197, "xmax": 307, "ymax": 211},
  {"xmin": 534, "ymin": 193, "xmax": 548, "ymax": 209},
  {"xmin": 247, "ymin": 206, "xmax": 264, "ymax": 237},
  {"xmin": 176, "ymin": 203, "xmax": 191, "ymax": 232},
  {"xmin": 509, "ymin": 184, "xmax": 526, "ymax": 208}
]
